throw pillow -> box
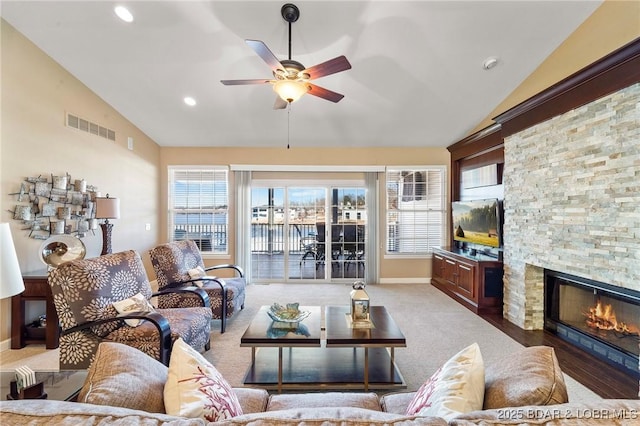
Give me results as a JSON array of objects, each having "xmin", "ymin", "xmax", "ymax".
[
  {"xmin": 164, "ymin": 338, "xmax": 243, "ymax": 421},
  {"xmin": 112, "ymin": 292, "xmax": 155, "ymax": 327},
  {"xmin": 77, "ymin": 342, "xmax": 168, "ymax": 413},
  {"xmin": 187, "ymin": 266, "xmax": 206, "ymax": 287},
  {"xmin": 405, "ymin": 342, "xmax": 484, "ymax": 421},
  {"xmin": 483, "ymin": 345, "xmax": 568, "ymax": 409}
]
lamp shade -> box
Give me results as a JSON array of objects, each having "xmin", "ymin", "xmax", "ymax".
[
  {"xmin": 95, "ymin": 195, "xmax": 120, "ymax": 219},
  {"xmin": 273, "ymin": 80, "xmax": 309, "ymax": 103},
  {"xmin": 0, "ymin": 223, "xmax": 25, "ymax": 299}
]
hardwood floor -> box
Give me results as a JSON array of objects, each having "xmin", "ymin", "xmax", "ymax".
[{"xmin": 480, "ymin": 313, "xmax": 639, "ymax": 400}]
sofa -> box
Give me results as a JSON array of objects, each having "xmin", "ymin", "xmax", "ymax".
[{"xmin": 1, "ymin": 342, "xmax": 638, "ymax": 425}]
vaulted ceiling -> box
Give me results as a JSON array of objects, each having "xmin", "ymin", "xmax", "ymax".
[{"xmin": 1, "ymin": 1, "xmax": 603, "ymax": 148}]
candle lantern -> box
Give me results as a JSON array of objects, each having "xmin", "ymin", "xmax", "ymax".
[{"xmin": 350, "ymin": 281, "xmax": 370, "ymax": 323}]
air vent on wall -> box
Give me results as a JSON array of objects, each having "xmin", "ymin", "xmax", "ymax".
[{"xmin": 66, "ymin": 113, "xmax": 116, "ymax": 141}]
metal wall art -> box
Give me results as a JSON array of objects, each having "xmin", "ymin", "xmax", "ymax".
[{"xmin": 8, "ymin": 173, "xmax": 104, "ymax": 240}]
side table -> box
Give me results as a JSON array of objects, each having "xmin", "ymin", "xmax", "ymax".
[{"xmin": 11, "ymin": 270, "xmax": 60, "ymax": 349}]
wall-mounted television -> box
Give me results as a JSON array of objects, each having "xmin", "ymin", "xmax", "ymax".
[{"xmin": 452, "ymin": 198, "xmax": 501, "ymax": 248}]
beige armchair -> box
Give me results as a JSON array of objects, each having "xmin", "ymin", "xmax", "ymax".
[
  {"xmin": 48, "ymin": 250, "xmax": 212, "ymax": 369},
  {"xmin": 149, "ymin": 240, "xmax": 246, "ymax": 333}
]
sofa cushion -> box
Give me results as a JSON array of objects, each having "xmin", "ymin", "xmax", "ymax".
[
  {"xmin": 233, "ymin": 388, "xmax": 270, "ymax": 414},
  {"xmin": 483, "ymin": 345, "xmax": 568, "ymax": 409},
  {"xmin": 267, "ymin": 392, "xmax": 381, "ymax": 412},
  {"xmin": 381, "ymin": 391, "xmax": 417, "ymax": 415},
  {"xmin": 164, "ymin": 338, "xmax": 243, "ymax": 421},
  {"xmin": 217, "ymin": 407, "xmax": 448, "ymax": 425},
  {"xmin": 77, "ymin": 341, "xmax": 167, "ymax": 413},
  {"xmin": 406, "ymin": 342, "xmax": 485, "ymax": 421},
  {"xmin": 450, "ymin": 400, "xmax": 640, "ymax": 425},
  {"xmin": 0, "ymin": 400, "xmax": 205, "ymax": 425}
]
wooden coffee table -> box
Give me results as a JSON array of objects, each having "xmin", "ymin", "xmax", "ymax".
[{"xmin": 241, "ymin": 305, "xmax": 406, "ymax": 392}]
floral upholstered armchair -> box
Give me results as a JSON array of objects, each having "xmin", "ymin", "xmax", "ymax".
[
  {"xmin": 48, "ymin": 250, "xmax": 212, "ymax": 369},
  {"xmin": 149, "ymin": 240, "xmax": 246, "ymax": 333}
]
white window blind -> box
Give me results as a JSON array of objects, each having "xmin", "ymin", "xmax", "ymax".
[
  {"xmin": 386, "ymin": 167, "xmax": 446, "ymax": 254},
  {"xmin": 168, "ymin": 167, "xmax": 229, "ymax": 254}
]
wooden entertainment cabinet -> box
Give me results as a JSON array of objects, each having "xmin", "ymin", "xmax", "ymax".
[{"xmin": 431, "ymin": 247, "xmax": 503, "ymax": 314}]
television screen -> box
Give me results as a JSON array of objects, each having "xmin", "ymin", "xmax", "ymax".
[{"xmin": 452, "ymin": 198, "xmax": 500, "ymax": 248}]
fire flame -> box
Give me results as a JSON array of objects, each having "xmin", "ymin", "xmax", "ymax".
[{"xmin": 584, "ymin": 301, "xmax": 639, "ymax": 336}]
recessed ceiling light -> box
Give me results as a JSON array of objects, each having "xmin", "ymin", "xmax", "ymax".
[
  {"xmin": 114, "ymin": 6, "xmax": 134, "ymax": 23},
  {"xmin": 483, "ymin": 57, "xmax": 499, "ymax": 70},
  {"xmin": 184, "ymin": 97, "xmax": 197, "ymax": 106}
]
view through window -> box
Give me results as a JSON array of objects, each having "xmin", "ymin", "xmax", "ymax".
[
  {"xmin": 168, "ymin": 167, "xmax": 228, "ymax": 253},
  {"xmin": 251, "ymin": 184, "xmax": 367, "ymax": 282}
]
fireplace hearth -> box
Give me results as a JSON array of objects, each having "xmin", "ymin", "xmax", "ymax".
[{"xmin": 544, "ymin": 270, "xmax": 639, "ymax": 378}]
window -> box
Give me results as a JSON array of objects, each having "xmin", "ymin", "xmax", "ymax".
[
  {"xmin": 401, "ymin": 171, "xmax": 426, "ymax": 202},
  {"xmin": 386, "ymin": 167, "xmax": 446, "ymax": 255},
  {"xmin": 168, "ymin": 167, "xmax": 228, "ymax": 254}
]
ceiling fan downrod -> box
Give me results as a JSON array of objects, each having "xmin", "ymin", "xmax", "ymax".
[{"xmin": 281, "ymin": 3, "xmax": 299, "ymax": 61}]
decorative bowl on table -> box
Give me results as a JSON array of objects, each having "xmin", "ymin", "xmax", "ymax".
[
  {"xmin": 267, "ymin": 322, "xmax": 311, "ymax": 338},
  {"xmin": 267, "ymin": 302, "xmax": 310, "ymax": 323}
]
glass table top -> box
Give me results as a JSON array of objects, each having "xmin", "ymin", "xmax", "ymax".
[{"xmin": 1, "ymin": 369, "xmax": 87, "ymax": 401}]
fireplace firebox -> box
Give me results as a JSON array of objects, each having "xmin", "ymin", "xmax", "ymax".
[{"xmin": 544, "ymin": 270, "xmax": 639, "ymax": 378}]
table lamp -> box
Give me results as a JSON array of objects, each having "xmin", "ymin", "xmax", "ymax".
[
  {"xmin": 0, "ymin": 223, "xmax": 25, "ymax": 299},
  {"xmin": 95, "ymin": 194, "xmax": 120, "ymax": 255}
]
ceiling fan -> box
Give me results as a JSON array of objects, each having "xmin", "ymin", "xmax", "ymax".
[{"xmin": 221, "ymin": 3, "xmax": 351, "ymax": 109}]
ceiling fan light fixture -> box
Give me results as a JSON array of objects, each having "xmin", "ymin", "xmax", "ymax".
[{"xmin": 273, "ymin": 80, "xmax": 309, "ymax": 103}]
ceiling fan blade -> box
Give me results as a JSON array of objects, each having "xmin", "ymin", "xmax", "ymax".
[
  {"xmin": 302, "ymin": 56, "xmax": 351, "ymax": 80},
  {"xmin": 273, "ymin": 96, "xmax": 288, "ymax": 110},
  {"xmin": 220, "ymin": 79, "xmax": 272, "ymax": 85},
  {"xmin": 307, "ymin": 83, "xmax": 344, "ymax": 103},
  {"xmin": 245, "ymin": 39, "xmax": 285, "ymax": 73}
]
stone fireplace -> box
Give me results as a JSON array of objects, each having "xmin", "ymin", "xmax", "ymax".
[{"xmin": 501, "ymin": 82, "xmax": 640, "ymax": 333}]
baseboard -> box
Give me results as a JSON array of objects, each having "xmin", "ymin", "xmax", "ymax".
[
  {"xmin": 378, "ymin": 277, "xmax": 431, "ymax": 284},
  {"xmin": 0, "ymin": 338, "xmax": 12, "ymax": 352}
]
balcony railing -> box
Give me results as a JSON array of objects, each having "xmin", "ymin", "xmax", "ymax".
[
  {"xmin": 172, "ymin": 223, "xmax": 318, "ymax": 253},
  {"xmin": 173, "ymin": 224, "xmax": 226, "ymax": 252},
  {"xmin": 250, "ymin": 223, "xmax": 317, "ymax": 253},
  {"xmin": 172, "ymin": 223, "xmax": 382, "ymax": 254}
]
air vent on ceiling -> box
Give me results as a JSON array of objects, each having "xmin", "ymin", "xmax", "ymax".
[{"xmin": 66, "ymin": 113, "xmax": 116, "ymax": 141}]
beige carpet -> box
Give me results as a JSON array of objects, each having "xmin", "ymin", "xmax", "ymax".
[
  {"xmin": 1, "ymin": 283, "xmax": 601, "ymax": 402},
  {"xmin": 0, "ymin": 345, "xmax": 60, "ymax": 372}
]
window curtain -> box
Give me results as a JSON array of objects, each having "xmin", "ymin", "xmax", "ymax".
[
  {"xmin": 365, "ymin": 172, "xmax": 378, "ymax": 284},
  {"xmin": 235, "ymin": 171, "xmax": 252, "ymax": 282}
]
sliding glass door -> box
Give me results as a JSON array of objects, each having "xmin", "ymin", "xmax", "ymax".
[{"xmin": 250, "ymin": 182, "xmax": 367, "ymax": 283}]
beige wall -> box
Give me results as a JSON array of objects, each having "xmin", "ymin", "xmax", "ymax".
[
  {"xmin": 159, "ymin": 147, "xmax": 450, "ymax": 281},
  {"xmin": 0, "ymin": 21, "xmax": 161, "ymax": 344}
]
